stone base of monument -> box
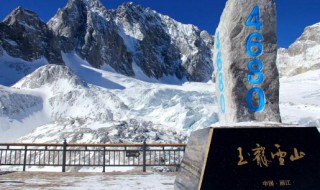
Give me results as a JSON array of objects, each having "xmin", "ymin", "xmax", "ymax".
[{"xmin": 174, "ymin": 124, "xmax": 320, "ymax": 190}]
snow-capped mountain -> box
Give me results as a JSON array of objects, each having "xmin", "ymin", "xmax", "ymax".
[
  {"xmin": 112, "ymin": 2, "xmax": 213, "ymax": 82},
  {"xmin": 0, "ymin": 0, "xmax": 319, "ymax": 144},
  {"xmin": 0, "ymin": 6, "xmax": 63, "ymax": 64},
  {"xmin": 0, "ymin": 0, "xmax": 215, "ymax": 143},
  {"xmin": 277, "ymin": 22, "xmax": 320, "ymax": 77},
  {"xmin": 0, "ymin": 0, "xmax": 214, "ymax": 85},
  {"xmin": 48, "ymin": 0, "xmax": 213, "ymax": 82},
  {"xmin": 0, "ymin": 6, "xmax": 63, "ymax": 86},
  {"xmin": 48, "ymin": 0, "xmax": 135, "ymax": 77}
]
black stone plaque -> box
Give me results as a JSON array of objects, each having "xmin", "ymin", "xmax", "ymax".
[{"xmin": 174, "ymin": 127, "xmax": 320, "ymax": 190}]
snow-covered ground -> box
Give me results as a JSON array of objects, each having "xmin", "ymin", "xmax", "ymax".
[
  {"xmin": 0, "ymin": 52, "xmax": 319, "ymax": 143},
  {"xmin": 0, "ymin": 172, "xmax": 176, "ymax": 190},
  {"xmin": 280, "ymin": 69, "xmax": 320, "ymax": 127},
  {"xmin": 0, "ymin": 51, "xmax": 48, "ymax": 86}
]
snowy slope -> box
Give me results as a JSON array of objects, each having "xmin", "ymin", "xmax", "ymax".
[
  {"xmin": 62, "ymin": 52, "xmax": 217, "ymax": 131},
  {"xmin": 0, "ymin": 84, "xmax": 50, "ymax": 141},
  {"xmin": 1, "ymin": 53, "xmax": 215, "ymax": 142},
  {"xmin": 280, "ymin": 69, "xmax": 320, "ymax": 127},
  {"xmin": 0, "ymin": 51, "xmax": 48, "ymax": 86},
  {"xmin": 0, "ymin": 52, "xmax": 319, "ymax": 143}
]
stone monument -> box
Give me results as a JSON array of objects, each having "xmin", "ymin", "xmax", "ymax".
[
  {"xmin": 174, "ymin": 0, "xmax": 320, "ymax": 189},
  {"xmin": 214, "ymin": 0, "xmax": 281, "ymax": 124}
]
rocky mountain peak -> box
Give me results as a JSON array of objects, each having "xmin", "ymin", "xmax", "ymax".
[
  {"xmin": 288, "ymin": 22, "xmax": 320, "ymax": 56},
  {"xmin": 0, "ymin": 6, "xmax": 63, "ymax": 66},
  {"xmin": 296, "ymin": 22, "xmax": 320, "ymax": 43},
  {"xmin": 113, "ymin": 3, "xmax": 214, "ymax": 82},
  {"xmin": 14, "ymin": 64, "xmax": 86, "ymax": 89},
  {"xmin": 69, "ymin": 0, "xmax": 104, "ymax": 8},
  {"xmin": 117, "ymin": 2, "xmax": 145, "ymax": 14},
  {"xmin": 48, "ymin": 0, "xmax": 89, "ymax": 38},
  {"xmin": 48, "ymin": 0, "xmax": 134, "ymax": 76},
  {"xmin": 3, "ymin": 6, "xmax": 46, "ymax": 32},
  {"xmin": 3, "ymin": 6, "xmax": 39, "ymax": 25},
  {"xmin": 114, "ymin": 2, "xmax": 163, "ymax": 29},
  {"xmin": 64, "ymin": 0, "xmax": 107, "ymax": 16},
  {"xmin": 2, "ymin": 0, "xmax": 214, "ymax": 84},
  {"xmin": 277, "ymin": 22, "xmax": 320, "ymax": 77}
]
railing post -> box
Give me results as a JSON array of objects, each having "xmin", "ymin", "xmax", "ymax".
[
  {"xmin": 62, "ymin": 139, "xmax": 67, "ymax": 172},
  {"xmin": 142, "ymin": 140, "xmax": 147, "ymax": 172},
  {"xmin": 23, "ymin": 145, "xmax": 27, "ymax": 172},
  {"xmin": 102, "ymin": 146, "xmax": 106, "ymax": 173}
]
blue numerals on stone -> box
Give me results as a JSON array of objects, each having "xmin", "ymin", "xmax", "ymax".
[
  {"xmin": 246, "ymin": 32, "xmax": 264, "ymax": 57},
  {"xmin": 247, "ymin": 60, "xmax": 264, "ymax": 84},
  {"xmin": 245, "ymin": 6, "xmax": 266, "ymax": 112},
  {"xmin": 245, "ymin": 5, "xmax": 263, "ymax": 30},
  {"xmin": 216, "ymin": 32, "xmax": 226, "ymax": 113},
  {"xmin": 220, "ymin": 94, "xmax": 226, "ymax": 114},
  {"xmin": 246, "ymin": 87, "xmax": 265, "ymax": 112}
]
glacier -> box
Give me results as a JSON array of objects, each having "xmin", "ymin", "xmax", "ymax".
[{"xmin": 0, "ymin": 51, "xmax": 319, "ymax": 143}]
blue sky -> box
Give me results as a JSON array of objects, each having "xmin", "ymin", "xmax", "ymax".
[{"xmin": 1, "ymin": 0, "xmax": 320, "ymax": 48}]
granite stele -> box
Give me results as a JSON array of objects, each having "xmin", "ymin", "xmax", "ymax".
[{"xmin": 214, "ymin": 0, "xmax": 281, "ymax": 124}]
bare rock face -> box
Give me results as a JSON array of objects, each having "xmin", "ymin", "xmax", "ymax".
[
  {"xmin": 114, "ymin": 3, "xmax": 214, "ymax": 81},
  {"xmin": 214, "ymin": 0, "xmax": 281, "ymax": 123},
  {"xmin": 48, "ymin": 0, "xmax": 134, "ymax": 76},
  {"xmin": 48, "ymin": 0, "xmax": 214, "ymax": 82},
  {"xmin": 0, "ymin": 7, "xmax": 63, "ymax": 64},
  {"xmin": 1, "ymin": 0, "xmax": 214, "ymax": 84}
]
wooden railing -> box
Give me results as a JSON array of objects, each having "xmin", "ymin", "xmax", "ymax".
[{"xmin": 0, "ymin": 140, "xmax": 186, "ymax": 172}]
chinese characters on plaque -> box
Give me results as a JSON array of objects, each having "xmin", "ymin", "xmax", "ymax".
[
  {"xmin": 262, "ymin": 180, "xmax": 292, "ymax": 188},
  {"xmin": 175, "ymin": 127, "xmax": 320, "ymax": 190},
  {"xmin": 237, "ymin": 144, "xmax": 306, "ymax": 167},
  {"xmin": 237, "ymin": 143, "xmax": 307, "ymax": 188}
]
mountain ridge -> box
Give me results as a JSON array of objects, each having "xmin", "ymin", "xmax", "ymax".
[
  {"xmin": 277, "ymin": 22, "xmax": 320, "ymax": 77},
  {"xmin": 0, "ymin": 6, "xmax": 63, "ymax": 64},
  {"xmin": 0, "ymin": 0, "xmax": 214, "ymax": 85}
]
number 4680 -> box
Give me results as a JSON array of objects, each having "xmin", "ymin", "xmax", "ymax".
[{"xmin": 245, "ymin": 6, "xmax": 265, "ymax": 112}]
